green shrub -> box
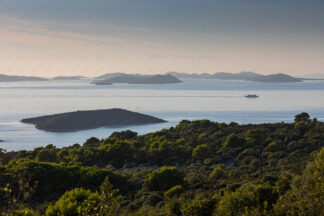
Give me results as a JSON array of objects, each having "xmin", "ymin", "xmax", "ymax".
[
  {"xmin": 181, "ymin": 197, "xmax": 216, "ymax": 216},
  {"xmin": 192, "ymin": 145, "xmax": 209, "ymax": 159},
  {"xmin": 144, "ymin": 167, "xmax": 185, "ymax": 191},
  {"xmin": 164, "ymin": 185, "xmax": 185, "ymax": 199},
  {"xmin": 209, "ymin": 167, "xmax": 226, "ymax": 182},
  {"xmin": 45, "ymin": 188, "xmax": 96, "ymax": 216},
  {"xmin": 222, "ymin": 134, "xmax": 245, "ymax": 149},
  {"xmin": 216, "ymin": 184, "xmax": 278, "ymax": 216},
  {"xmin": 10, "ymin": 209, "xmax": 36, "ymax": 216}
]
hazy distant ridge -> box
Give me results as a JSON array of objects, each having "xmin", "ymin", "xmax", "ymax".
[
  {"xmin": 0, "ymin": 74, "xmax": 48, "ymax": 82},
  {"xmin": 0, "ymin": 72, "xmax": 314, "ymax": 83},
  {"xmin": 168, "ymin": 72, "xmax": 303, "ymax": 82},
  {"xmin": 93, "ymin": 74, "xmax": 182, "ymax": 85}
]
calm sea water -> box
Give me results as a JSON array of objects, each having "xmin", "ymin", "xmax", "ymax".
[{"xmin": 1, "ymin": 78, "xmax": 324, "ymax": 151}]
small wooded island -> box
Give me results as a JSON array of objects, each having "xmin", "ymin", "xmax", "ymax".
[
  {"xmin": 21, "ymin": 109, "xmax": 166, "ymax": 132},
  {"xmin": 93, "ymin": 74, "xmax": 182, "ymax": 85}
]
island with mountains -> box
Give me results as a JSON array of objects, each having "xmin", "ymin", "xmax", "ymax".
[
  {"xmin": 21, "ymin": 109, "xmax": 167, "ymax": 132},
  {"xmin": 168, "ymin": 71, "xmax": 303, "ymax": 82},
  {"xmin": 92, "ymin": 74, "xmax": 182, "ymax": 85},
  {"xmin": 1, "ymin": 72, "xmax": 321, "ymax": 83},
  {"xmin": 93, "ymin": 72, "xmax": 304, "ymax": 83}
]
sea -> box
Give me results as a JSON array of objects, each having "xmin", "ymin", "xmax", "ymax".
[{"xmin": 1, "ymin": 78, "xmax": 324, "ymax": 151}]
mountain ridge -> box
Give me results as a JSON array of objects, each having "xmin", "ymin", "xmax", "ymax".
[{"xmin": 0, "ymin": 74, "xmax": 48, "ymax": 82}]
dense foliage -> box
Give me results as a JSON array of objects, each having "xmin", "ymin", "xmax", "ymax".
[{"xmin": 0, "ymin": 113, "xmax": 323, "ymax": 215}]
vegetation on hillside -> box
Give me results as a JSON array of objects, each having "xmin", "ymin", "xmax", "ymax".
[{"xmin": 0, "ymin": 112, "xmax": 323, "ymax": 215}]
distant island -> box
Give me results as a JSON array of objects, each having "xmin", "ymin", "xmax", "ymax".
[
  {"xmin": 0, "ymin": 74, "xmax": 48, "ymax": 82},
  {"xmin": 93, "ymin": 74, "xmax": 182, "ymax": 85},
  {"xmin": 21, "ymin": 109, "xmax": 167, "ymax": 132},
  {"xmin": 245, "ymin": 94, "xmax": 259, "ymax": 98},
  {"xmin": 52, "ymin": 76, "xmax": 87, "ymax": 80},
  {"xmin": 249, "ymin": 73, "xmax": 303, "ymax": 82},
  {"xmin": 94, "ymin": 72, "xmax": 128, "ymax": 80},
  {"xmin": 0, "ymin": 72, "xmax": 316, "ymax": 83},
  {"xmin": 168, "ymin": 72, "xmax": 303, "ymax": 83}
]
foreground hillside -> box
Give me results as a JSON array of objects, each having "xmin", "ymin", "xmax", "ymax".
[{"xmin": 0, "ymin": 113, "xmax": 323, "ymax": 215}]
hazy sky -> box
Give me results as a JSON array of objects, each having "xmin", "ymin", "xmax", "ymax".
[{"xmin": 0, "ymin": 0, "xmax": 324, "ymax": 77}]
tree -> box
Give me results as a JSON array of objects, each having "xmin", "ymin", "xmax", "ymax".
[
  {"xmin": 274, "ymin": 147, "xmax": 324, "ymax": 216},
  {"xmin": 0, "ymin": 148, "xmax": 5, "ymax": 165},
  {"xmin": 79, "ymin": 177, "xmax": 122, "ymax": 216},
  {"xmin": 246, "ymin": 129, "xmax": 265, "ymax": 179},
  {"xmin": 83, "ymin": 137, "xmax": 100, "ymax": 147},
  {"xmin": 35, "ymin": 148, "xmax": 58, "ymax": 162},
  {"xmin": 294, "ymin": 112, "xmax": 310, "ymax": 123},
  {"xmin": 110, "ymin": 130, "xmax": 138, "ymax": 140},
  {"xmin": 0, "ymin": 173, "xmax": 36, "ymax": 216}
]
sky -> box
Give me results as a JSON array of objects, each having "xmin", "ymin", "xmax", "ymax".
[{"xmin": 0, "ymin": 0, "xmax": 324, "ymax": 77}]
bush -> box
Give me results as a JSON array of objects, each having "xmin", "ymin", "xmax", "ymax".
[
  {"xmin": 216, "ymin": 184, "xmax": 278, "ymax": 215},
  {"xmin": 222, "ymin": 134, "xmax": 245, "ymax": 149},
  {"xmin": 209, "ymin": 167, "xmax": 226, "ymax": 182},
  {"xmin": 10, "ymin": 209, "xmax": 36, "ymax": 216},
  {"xmin": 144, "ymin": 167, "xmax": 185, "ymax": 191},
  {"xmin": 45, "ymin": 188, "xmax": 96, "ymax": 216},
  {"xmin": 181, "ymin": 197, "xmax": 216, "ymax": 216},
  {"xmin": 164, "ymin": 185, "xmax": 185, "ymax": 199},
  {"xmin": 192, "ymin": 145, "xmax": 209, "ymax": 159}
]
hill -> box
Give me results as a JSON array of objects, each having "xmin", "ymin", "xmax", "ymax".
[
  {"xmin": 1, "ymin": 113, "xmax": 323, "ymax": 215},
  {"xmin": 21, "ymin": 109, "xmax": 166, "ymax": 132},
  {"xmin": 167, "ymin": 71, "xmax": 213, "ymax": 79},
  {"xmin": 0, "ymin": 74, "xmax": 48, "ymax": 82},
  {"xmin": 168, "ymin": 71, "xmax": 303, "ymax": 82},
  {"xmin": 93, "ymin": 74, "xmax": 182, "ymax": 85},
  {"xmin": 94, "ymin": 72, "xmax": 128, "ymax": 80},
  {"xmin": 250, "ymin": 73, "xmax": 303, "ymax": 82}
]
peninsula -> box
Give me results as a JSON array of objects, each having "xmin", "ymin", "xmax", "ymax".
[{"xmin": 21, "ymin": 109, "xmax": 167, "ymax": 132}]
